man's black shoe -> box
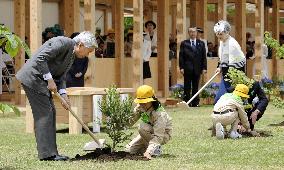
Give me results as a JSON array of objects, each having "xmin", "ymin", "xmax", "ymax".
[
  {"xmin": 190, "ymin": 104, "xmax": 199, "ymax": 107},
  {"xmin": 40, "ymin": 155, "xmax": 69, "ymax": 161}
]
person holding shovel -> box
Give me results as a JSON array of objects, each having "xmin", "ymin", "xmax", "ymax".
[
  {"xmin": 16, "ymin": 31, "xmax": 97, "ymax": 161},
  {"xmin": 125, "ymin": 85, "xmax": 173, "ymax": 160}
]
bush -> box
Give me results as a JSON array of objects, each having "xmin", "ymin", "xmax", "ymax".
[
  {"xmin": 200, "ymin": 82, "xmax": 219, "ymax": 98},
  {"xmin": 170, "ymin": 84, "xmax": 184, "ymax": 100},
  {"xmin": 99, "ymin": 85, "xmax": 134, "ymax": 152}
]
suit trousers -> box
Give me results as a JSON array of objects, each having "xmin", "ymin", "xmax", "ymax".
[
  {"xmin": 184, "ymin": 71, "xmax": 201, "ymax": 106},
  {"xmin": 22, "ymin": 85, "xmax": 58, "ymax": 159}
]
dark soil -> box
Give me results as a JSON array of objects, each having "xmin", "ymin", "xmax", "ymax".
[
  {"xmin": 70, "ymin": 148, "xmax": 148, "ymax": 161},
  {"xmin": 241, "ymin": 130, "xmax": 273, "ymax": 137}
]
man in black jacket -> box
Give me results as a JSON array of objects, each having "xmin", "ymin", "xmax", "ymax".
[
  {"xmin": 179, "ymin": 27, "xmax": 207, "ymax": 106},
  {"xmin": 244, "ymin": 81, "xmax": 269, "ymax": 131}
]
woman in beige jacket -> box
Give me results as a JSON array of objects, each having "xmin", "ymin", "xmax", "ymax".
[{"xmin": 125, "ymin": 85, "xmax": 172, "ymax": 160}]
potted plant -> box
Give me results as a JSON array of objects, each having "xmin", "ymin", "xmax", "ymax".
[{"xmin": 165, "ymin": 84, "xmax": 184, "ymax": 106}]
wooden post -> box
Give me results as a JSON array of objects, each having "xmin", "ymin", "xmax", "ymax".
[
  {"xmin": 14, "ymin": 0, "xmax": 25, "ymax": 105},
  {"xmin": 112, "ymin": 0, "xmax": 116, "ymax": 29},
  {"xmin": 144, "ymin": 0, "xmax": 153, "ymax": 22},
  {"xmin": 218, "ymin": 0, "xmax": 227, "ymax": 20},
  {"xmin": 26, "ymin": 0, "xmax": 42, "ymax": 133},
  {"xmin": 235, "ymin": 0, "xmax": 246, "ymax": 53},
  {"xmin": 25, "ymin": 0, "xmax": 30, "ymax": 46},
  {"xmin": 271, "ymin": 0, "xmax": 280, "ymax": 77},
  {"xmin": 189, "ymin": 0, "xmax": 197, "ymax": 27},
  {"xmin": 69, "ymin": 96, "xmax": 84, "ymax": 134},
  {"xmin": 30, "ymin": 0, "xmax": 42, "ymax": 53},
  {"xmin": 61, "ymin": 0, "xmax": 80, "ymax": 37},
  {"xmin": 264, "ymin": 5, "xmax": 269, "ymax": 32},
  {"xmin": 254, "ymin": 0, "xmax": 264, "ymax": 77},
  {"xmin": 104, "ymin": 9, "xmax": 108, "ymax": 33},
  {"xmin": 114, "ymin": 0, "xmax": 124, "ymax": 87},
  {"xmin": 157, "ymin": 0, "xmax": 169, "ymax": 97},
  {"xmin": 132, "ymin": 0, "xmax": 143, "ymax": 89},
  {"xmin": 84, "ymin": 0, "xmax": 96, "ymax": 87},
  {"xmin": 171, "ymin": 2, "xmax": 177, "ymax": 86},
  {"xmin": 176, "ymin": 0, "xmax": 186, "ymax": 84}
]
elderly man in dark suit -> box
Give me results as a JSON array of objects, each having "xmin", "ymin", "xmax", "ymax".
[
  {"xmin": 179, "ymin": 27, "xmax": 207, "ymax": 107},
  {"xmin": 16, "ymin": 31, "xmax": 97, "ymax": 161}
]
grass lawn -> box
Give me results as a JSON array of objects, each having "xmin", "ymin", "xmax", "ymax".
[{"xmin": 0, "ymin": 104, "xmax": 283, "ymax": 170}]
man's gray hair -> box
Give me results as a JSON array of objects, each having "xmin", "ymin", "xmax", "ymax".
[
  {"xmin": 188, "ymin": 27, "xmax": 197, "ymax": 32},
  {"xmin": 73, "ymin": 31, "xmax": 98, "ymax": 48},
  {"xmin": 213, "ymin": 20, "xmax": 231, "ymax": 34}
]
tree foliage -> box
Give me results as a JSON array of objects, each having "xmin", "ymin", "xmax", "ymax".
[
  {"xmin": 99, "ymin": 85, "xmax": 134, "ymax": 151},
  {"xmin": 264, "ymin": 31, "xmax": 284, "ymax": 59}
]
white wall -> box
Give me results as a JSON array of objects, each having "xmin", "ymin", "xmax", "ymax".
[
  {"xmin": 42, "ymin": 2, "xmax": 59, "ymax": 31},
  {"xmin": 0, "ymin": 0, "xmax": 14, "ymax": 32}
]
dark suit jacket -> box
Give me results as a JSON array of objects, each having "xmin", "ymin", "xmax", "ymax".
[
  {"xmin": 179, "ymin": 39, "xmax": 207, "ymax": 75},
  {"xmin": 247, "ymin": 81, "xmax": 269, "ymax": 114},
  {"xmin": 66, "ymin": 57, "xmax": 89, "ymax": 87},
  {"xmin": 16, "ymin": 36, "xmax": 76, "ymax": 96}
]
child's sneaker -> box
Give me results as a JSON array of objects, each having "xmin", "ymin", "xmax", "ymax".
[
  {"xmin": 229, "ymin": 131, "xmax": 242, "ymax": 139},
  {"xmin": 216, "ymin": 122, "xmax": 225, "ymax": 140},
  {"xmin": 151, "ymin": 145, "xmax": 162, "ymax": 156}
]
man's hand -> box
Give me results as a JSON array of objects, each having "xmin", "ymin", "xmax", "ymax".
[
  {"xmin": 47, "ymin": 79, "xmax": 57, "ymax": 93},
  {"xmin": 250, "ymin": 109, "xmax": 260, "ymax": 125},
  {"xmin": 215, "ymin": 68, "xmax": 221, "ymax": 74},
  {"xmin": 180, "ymin": 69, "xmax": 184, "ymax": 75},
  {"xmin": 202, "ymin": 70, "xmax": 207, "ymax": 74},
  {"xmin": 238, "ymin": 125, "xmax": 247, "ymax": 133},
  {"xmin": 60, "ymin": 94, "xmax": 70, "ymax": 110},
  {"xmin": 75, "ymin": 72, "xmax": 83, "ymax": 78},
  {"xmin": 144, "ymin": 151, "xmax": 152, "ymax": 160}
]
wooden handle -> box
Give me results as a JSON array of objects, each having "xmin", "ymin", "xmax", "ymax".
[
  {"xmin": 186, "ymin": 72, "xmax": 220, "ymax": 105},
  {"xmin": 54, "ymin": 92, "xmax": 101, "ymax": 146}
]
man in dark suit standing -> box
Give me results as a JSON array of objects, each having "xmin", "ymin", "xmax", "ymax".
[
  {"xmin": 179, "ymin": 27, "xmax": 207, "ymax": 107},
  {"xmin": 16, "ymin": 31, "xmax": 97, "ymax": 161}
]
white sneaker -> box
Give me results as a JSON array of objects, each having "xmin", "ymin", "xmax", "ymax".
[
  {"xmin": 229, "ymin": 131, "xmax": 242, "ymax": 139},
  {"xmin": 151, "ymin": 145, "xmax": 162, "ymax": 156},
  {"xmin": 216, "ymin": 123, "xmax": 225, "ymax": 140}
]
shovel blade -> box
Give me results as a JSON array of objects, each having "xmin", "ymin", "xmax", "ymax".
[
  {"xmin": 83, "ymin": 139, "xmax": 105, "ymax": 151},
  {"xmin": 177, "ymin": 101, "xmax": 190, "ymax": 109}
]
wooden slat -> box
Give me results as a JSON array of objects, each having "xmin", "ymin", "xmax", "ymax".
[
  {"xmin": 254, "ymin": 0, "xmax": 264, "ymax": 77},
  {"xmin": 235, "ymin": 0, "xmax": 246, "ymax": 53},
  {"xmin": 69, "ymin": 95, "xmax": 84, "ymax": 134},
  {"xmin": 176, "ymin": 0, "xmax": 186, "ymax": 84},
  {"xmin": 84, "ymin": 0, "xmax": 96, "ymax": 87},
  {"xmin": 30, "ymin": 0, "xmax": 42, "ymax": 53},
  {"xmin": 272, "ymin": 0, "xmax": 280, "ymax": 77},
  {"xmin": 218, "ymin": 0, "xmax": 227, "ymax": 20},
  {"xmin": 61, "ymin": 0, "xmax": 80, "ymax": 37},
  {"xmin": 14, "ymin": 0, "xmax": 26, "ymax": 105},
  {"xmin": 114, "ymin": 0, "xmax": 125, "ymax": 87},
  {"xmin": 132, "ymin": 0, "xmax": 143, "ymax": 89},
  {"xmin": 157, "ymin": 0, "xmax": 169, "ymax": 97}
]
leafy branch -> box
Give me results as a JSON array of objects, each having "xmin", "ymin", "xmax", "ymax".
[{"xmin": 264, "ymin": 31, "xmax": 284, "ymax": 59}]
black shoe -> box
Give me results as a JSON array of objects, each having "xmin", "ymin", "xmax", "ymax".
[
  {"xmin": 190, "ymin": 104, "xmax": 199, "ymax": 107},
  {"xmin": 40, "ymin": 155, "xmax": 69, "ymax": 161}
]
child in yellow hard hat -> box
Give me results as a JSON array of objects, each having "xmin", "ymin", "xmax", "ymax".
[
  {"xmin": 211, "ymin": 84, "xmax": 259, "ymax": 139},
  {"xmin": 125, "ymin": 85, "xmax": 172, "ymax": 160}
]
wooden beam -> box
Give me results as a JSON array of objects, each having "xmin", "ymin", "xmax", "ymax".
[
  {"xmin": 171, "ymin": 2, "xmax": 177, "ymax": 86},
  {"xmin": 189, "ymin": 0, "xmax": 197, "ymax": 27},
  {"xmin": 197, "ymin": 0, "xmax": 208, "ymax": 40},
  {"xmin": 114, "ymin": 0, "xmax": 124, "ymax": 87},
  {"xmin": 254, "ymin": 0, "xmax": 264, "ymax": 77},
  {"xmin": 144, "ymin": 0, "xmax": 153, "ymax": 22},
  {"xmin": 61, "ymin": 0, "xmax": 80, "ymax": 37},
  {"xmin": 14, "ymin": 0, "xmax": 26, "ymax": 105},
  {"xmin": 84, "ymin": 0, "xmax": 96, "ymax": 87},
  {"xmin": 157, "ymin": 0, "xmax": 169, "ymax": 97},
  {"xmin": 264, "ymin": 6, "xmax": 270, "ymax": 32},
  {"xmin": 176, "ymin": 0, "xmax": 186, "ymax": 84},
  {"xmin": 132, "ymin": 0, "xmax": 143, "ymax": 89},
  {"xmin": 218, "ymin": 0, "xmax": 227, "ymax": 20},
  {"xmin": 235, "ymin": 0, "xmax": 246, "ymax": 53},
  {"xmin": 25, "ymin": 0, "xmax": 30, "ymax": 46},
  {"xmin": 272, "ymin": 0, "xmax": 280, "ymax": 77},
  {"xmin": 111, "ymin": 0, "xmax": 116, "ymax": 29},
  {"xmin": 30, "ymin": 0, "xmax": 42, "ymax": 53}
]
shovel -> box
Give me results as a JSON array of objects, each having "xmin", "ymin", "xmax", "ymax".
[
  {"xmin": 177, "ymin": 72, "xmax": 220, "ymax": 109},
  {"xmin": 54, "ymin": 92, "xmax": 105, "ymax": 151}
]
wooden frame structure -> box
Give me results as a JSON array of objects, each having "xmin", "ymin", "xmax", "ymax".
[{"xmin": 8, "ymin": 0, "xmax": 284, "ymax": 105}]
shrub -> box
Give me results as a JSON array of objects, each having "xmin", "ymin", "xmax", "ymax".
[
  {"xmin": 170, "ymin": 84, "xmax": 184, "ymax": 100},
  {"xmin": 99, "ymin": 85, "xmax": 134, "ymax": 152},
  {"xmin": 200, "ymin": 82, "xmax": 219, "ymax": 98}
]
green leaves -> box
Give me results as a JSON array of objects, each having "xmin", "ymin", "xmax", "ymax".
[
  {"xmin": 0, "ymin": 103, "xmax": 21, "ymax": 116},
  {"xmin": 99, "ymin": 85, "xmax": 134, "ymax": 151},
  {"xmin": 264, "ymin": 31, "xmax": 284, "ymax": 59},
  {"xmin": 225, "ymin": 68, "xmax": 255, "ymax": 89},
  {"xmin": 0, "ymin": 25, "xmax": 31, "ymax": 58}
]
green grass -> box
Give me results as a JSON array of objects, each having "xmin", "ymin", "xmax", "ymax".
[{"xmin": 0, "ymin": 104, "xmax": 284, "ymax": 170}]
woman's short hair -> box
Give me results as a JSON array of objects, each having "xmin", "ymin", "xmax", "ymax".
[
  {"xmin": 73, "ymin": 31, "xmax": 98, "ymax": 48},
  {"xmin": 214, "ymin": 20, "xmax": 231, "ymax": 34}
]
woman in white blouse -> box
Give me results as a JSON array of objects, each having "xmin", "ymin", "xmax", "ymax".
[{"xmin": 214, "ymin": 20, "xmax": 246, "ymax": 103}]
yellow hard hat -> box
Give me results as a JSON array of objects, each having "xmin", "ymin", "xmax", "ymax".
[
  {"xmin": 134, "ymin": 85, "xmax": 155, "ymax": 104},
  {"xmin": 233, "ymin": 84, "xmax": 250, "ymax": 98}
]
